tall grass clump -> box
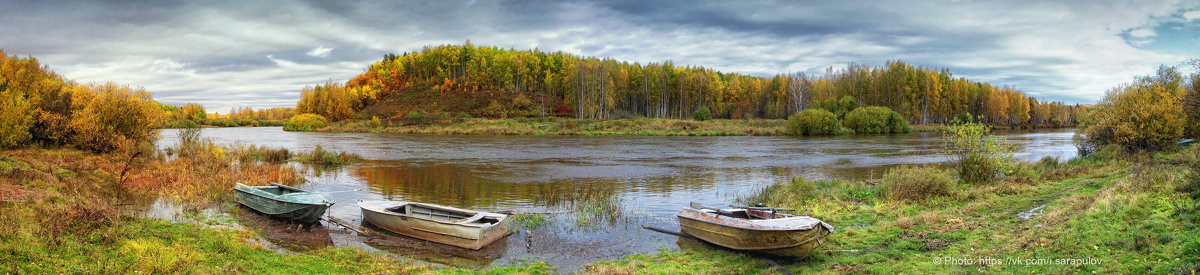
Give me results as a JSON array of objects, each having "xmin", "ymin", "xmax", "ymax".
[
  {"xmin": 745, "ymin": 177, "xmax": 881, "ymax": 209},
  {"xmin": 943, "ymin": 120, "xmax": 1014, "ymax": 184},
  {"xmin": 291, "ymin": 145, "xmax": 360, "ymax": 165},
  {"xmin": 880, "ymin": 166, "xmax": 955, "ymax": 202},
  {"xmin": 228, "ymin": 144, "xmax": 290, "ymax": 163},
  {"xmin": 787, "ymin": 109, "xmax": 842, "ymax": 136},
  {"xmin": 1034, "ymin": 156, "xmax": 1061, "ymax": 171},
  {"xmin": 534, "ymin": 187, "xmax": 624, "ymax": 229}
]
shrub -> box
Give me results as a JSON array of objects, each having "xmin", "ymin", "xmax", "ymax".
[
  {"xmin": 510, "ymin": 94, "xmax": 537, "ymax": 117},
  {"xmin": 881, "ymin": 166, "xmax": 955, "ymax": 201},
  {"xmin": 68, "ymin": 83, "xmax": 167, "ymax": 153},
  {"xmin": 1075, "ymin": 66, "xmax": 1186, "ymax": 153},
  {"xmin": 950, "ymin": 112, "xmax": 975, "ymax": 124},
  {"xmin": 887, "ymin": 111, "xmax": 910, "ymax": 133},
  {"xmin": 693, "ymin": 106, "xmax": 713, "ymax": 121},
  {"xmin": 844, "ymin": 106, "xmax": 909, "ymax": 134},
  {"xmin": 480, "ymin": 100, "xmax": 505, "ymax": 118},
  {"xmin": 787, "ymin": 109, "xmax": 842, "ymax": 136},
  {"xmin": 369, "ymin": 116, "xmax": 382, "ymax": 128},
  {"xmin": 553, "ymin": 104, "xmax": 571, "ymax": 117},
  {"xmin": 0, "ymin": 91, "xmax": 34, "ymax": 148},
  {"xmin": 404, "ymin": 111, "xmax": 421, "ymax": 119},
  {"xmin": 943, "ymin": 121, "xmax": 1014, "ymax": 184},
  {"xmin": 836, "ymin": 96, "xmax": 857, "ymax": 118},
  {"xmin": 284, "ymin": 113, "xmax": 327, "ymax": 132}
]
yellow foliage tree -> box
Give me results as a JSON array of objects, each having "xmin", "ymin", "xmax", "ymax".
[
  {"xmin": 1076, "ymin": 66, "xmax": 1185, "ymax": 152},
  {"xmin": 0, "ymin": 89, "xmax": 34, "ymax": 148},
  {"xmin": 69, "ymin": 83, "xmax": 166, "ymax": 152}
]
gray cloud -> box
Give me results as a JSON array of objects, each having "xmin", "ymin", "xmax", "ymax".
[{"xmin": 1, "ymin": 0, "xmax": 1197, "ymax": 112}]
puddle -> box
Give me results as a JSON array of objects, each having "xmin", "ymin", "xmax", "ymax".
[
  {"xmin": 132, "ymin": 198, "xmax": 245, "ymax": 230},
  {"xmin": 1017, "ymin": 204, "xmax": 1047, "ymax": 219}
]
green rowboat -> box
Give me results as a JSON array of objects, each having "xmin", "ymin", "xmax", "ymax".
[{"xmin": 233, "ymin": 183, "xmax": 333, "ymax": 224}]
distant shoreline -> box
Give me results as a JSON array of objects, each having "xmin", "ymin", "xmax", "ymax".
[{"xmin": 303, "ymin": 117, "xmax": 1066, "ymax": 136}]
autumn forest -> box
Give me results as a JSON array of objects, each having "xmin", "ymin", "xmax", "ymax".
[{"xmin": 294, "ymin": 42, "xmax": 1086, "ymax": 127}]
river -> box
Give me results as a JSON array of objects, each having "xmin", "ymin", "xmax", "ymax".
[{"xmin": 156, "ymin": 127, "xmax": 1077, "ymax": 271}]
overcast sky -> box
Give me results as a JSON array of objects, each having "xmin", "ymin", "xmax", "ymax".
[{"xmin": 2, "ymin": 0, "xmax": 1197, "ymax": 113}]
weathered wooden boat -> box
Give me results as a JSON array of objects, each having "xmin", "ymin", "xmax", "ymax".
[
  {"xmin": 233, "ymin": 183, "xmax": 333, "ymax": 224},
  {"xmin": 359, "ymin": 200, "xmax": 511, "ymax": 250},
  {"xmin": 677, "ymin": 202, "xmax": 834, "ymax": 258}
]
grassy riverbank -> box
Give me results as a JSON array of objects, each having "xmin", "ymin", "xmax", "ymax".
[
  {"xmin": 0, "ymin": 147, "xmax": 410, "ymax": 273},
  {"xmin": 314, "ymin": 117, "xmax": 1065, "ymax": 136},
  {"xmin": 0, "ymin": 146, "xmax": 560, "ymax": 274},
  {"xmin": 589, "ymin": 146, "xmax": 1200, "ymax": 273},
  {"xmin": 324, "ymin": 117, "xmax": 790, "ymax": 136},
  {"xmin": 5, "ymin": 134, "xmax": 1193, "ymax": 274}
]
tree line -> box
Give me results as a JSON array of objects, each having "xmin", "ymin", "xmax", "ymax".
[
  {"xmin": 295, "ymin": 42, "xmax": 1085, "ymax": 126},
  {"xmin": 0, "ymin": 50, "xmax": 163, "ymax": 152},
  {"xmin": 162, "ymin": 103, "xmax": 294, "ymax": 128}
]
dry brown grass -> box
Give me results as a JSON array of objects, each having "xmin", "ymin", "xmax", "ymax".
[
  {"xmin": 881, "ymin": 165, "xmax": 956, "ymax": 202},
  {"xmin": 123, "ymin": 156, "xmax": 303, "ymax": 205}
]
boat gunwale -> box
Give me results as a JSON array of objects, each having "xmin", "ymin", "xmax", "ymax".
[
  {"xmin": 677, "ymin": 208, "xmax": 829, "ymax": 232},
  {"xmin": 359, "ymin": 200, "xmax": 506, "ymax": 228},
  {"xmin": 233, "ymin": 183, "xmax": 333, "ymax": 207}
]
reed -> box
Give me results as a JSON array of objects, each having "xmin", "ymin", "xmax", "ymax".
[{"xmin": 290, "ymin": 145, "xmax": 361, "ymax": 165}]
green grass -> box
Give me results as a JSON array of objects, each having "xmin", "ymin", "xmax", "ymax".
[
  {"xmin": 591, "ymin": 146, "xmax": 1200, "ymax": 273},
  {"xmin": 5, "ymin": 135, "xmax": 1197, "ymax": 273},
  {"xmin": 510, "ymin": 214, "xmax": 549, "ymax": 229},
  {"xmin": 0, "ymin": 216, "xmax": 416, "ymax": 274}
]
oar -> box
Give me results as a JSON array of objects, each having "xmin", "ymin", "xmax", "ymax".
[
  {"xmin": 689, "ymin": 202, "xmax": 739, "ymax": 215},
  {"xmin": 728, "ymin": 203, "xmax": 795, "ymax": 212},
  {"xmin": 689, "ymin": 201, "xmax": 720, "ymax": 211}
]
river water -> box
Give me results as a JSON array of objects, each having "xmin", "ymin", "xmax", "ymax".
[{"xmin": 156, "ymin": 127, "xmax": 1077, "ymax": 271}]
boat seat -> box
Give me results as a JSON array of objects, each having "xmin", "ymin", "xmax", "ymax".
[{"xmin": 457, "ymin": 213, "xmax": 487, "ymax": 224}]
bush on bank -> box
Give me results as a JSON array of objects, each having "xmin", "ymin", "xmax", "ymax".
[
  {"xmin": 284, "ymin": 113, "xmax": 327, "ymax": 132},
  {"xmin": 787, "ymin": 109, "xmax": 842, "ymax": 136}
]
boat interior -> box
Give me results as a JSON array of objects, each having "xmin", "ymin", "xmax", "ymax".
[
  {"xmin": 386, "ymin": 204, "xmax": 502, "ymax": 225},
  {"xmin": 703, "ymin": 209, "xmax": 751, "ymax": 219},
  {"xmin": 255, "ymin": 185, "xmax": 301, "ymax": 196},
  {"xmin": 703, "ymin": 209, "xmax": 791, "ymax": 220}
]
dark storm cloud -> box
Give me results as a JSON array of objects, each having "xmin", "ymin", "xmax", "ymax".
[{"xmin": 0, "ymin": 0, "xmax": 1196, "ymax": 111}]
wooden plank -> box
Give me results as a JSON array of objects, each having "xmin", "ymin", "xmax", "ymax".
[
  {"xmin": 641, "ymin": 224, "xmax": 693, "ymax": 238},
  {"xmin": 325, "ymin": 216, "xmax": 370, "ymax": 236},
  {"xmin": 762, "ymin": 258, "xmax": 794, "ymax": 275}
]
